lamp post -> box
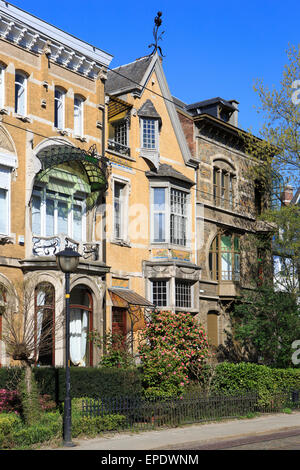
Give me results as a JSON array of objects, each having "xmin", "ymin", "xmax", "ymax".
[{"xmin": 56, "ymin": 247, "xmax": 81, "ymax": 447}]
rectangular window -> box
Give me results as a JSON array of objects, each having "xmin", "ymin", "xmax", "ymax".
[
  {"xmin": 114, "ymin": 182, "xmax": 126, "ymax": 240},
  {"xmin": 0, "ymin": 67, "xmax": 4, "ymax": 108},
  {"xmin": 0, "ymin": 188, "xmax": 8, "ymax": 234},
  {"xmin": 175, "ymin": 281, "xmax": 192, "ymax": 308},
  {"xmin": 0, "ymin": 166, "xmax": 10, "ymax": 235},
  {"xmin": 74, "ymin": 96, "xmax": 83, "ymax": 136},
  {"xmin": 15, "ymin": 73, "xmax": 26, "ymax": 116},
  {"xmin": 152, "ymin": 280, "xmax": 167, "ymax": 307},
  {"xmin": 32, "ymin": 187, "xmax": 85, "ymax": 241},
  {"xmin": 170, "ymin": 188, "xmax": 187, "ymax": 246},
  {"xmin": 54, "ymin": 88, "xmax": 64, "ymax": 129},
  {"xmin": 153, "ymin": 187, "xmax": 166, "ymax": 243},
  {"xmin": 142, "ymin": 119, "xmax": 157, "ymax": 149},
  {"xmin": 115, "ymin": 121, "xmax": 128, "ymax": 147}
]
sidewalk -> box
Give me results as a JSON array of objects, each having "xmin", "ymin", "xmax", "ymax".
[{"xmin": 59, "ymin": 411, "xmax": 300, "ymax": 450}]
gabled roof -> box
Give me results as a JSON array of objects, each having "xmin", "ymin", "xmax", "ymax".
[
  {"xmin": 105, "ymin": 52, "xmax": 196, "ymax": 168},
  {"xmin": 137, "ymin": 99, "xmax": 161, "ymax": 119},
  {"xmin": 106, "ymin": 55, "xmax": 153, "ymax": 95}
]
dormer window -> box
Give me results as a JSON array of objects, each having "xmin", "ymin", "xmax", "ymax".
[{"xmin": 142, "ymin": 118, "xmax": 158, "ymax": 150}]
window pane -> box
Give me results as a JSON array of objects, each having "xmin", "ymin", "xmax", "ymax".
[
  {"xmin": 114, "ymin": 183, "xmax": 124, "ymax": 239},
  {"xmin": 143, "ymin": 119, "xmax": 156, "ymax": 149},
  {"xmin": 54, "ymin": 89, "xmax": 64, "ymax": 129},
  {"xmin": 153, "ymin": 187, "xmax": 165, "ymax": 242},
  {"xmin": 15, "ymin": 74, "xmax": 25, "ymax": 115},
  {"xmin": 74, "ymin": 97, "xmax": 82, "ymax": 135},
  {"xmin": 152, "ymin": 281, "xmax": 167, "ymax": 306},
  {"xmin": 45, "ymin": 199, "xmax": 54, "ymax": 236},
  {"xmin": 175, "ymin": 281, "xmax": 191, "ymax": 308},
  {"xmin": 221, "ymin": 252, "xmax": 232, "ymax": 280},
  {"xmin": 57, "ymin": 201, "xmax": 68, "ymax": 233},
  {"xmin": 0, "ymin": 188, "xmax": 7, "ymax": 234},
  {"xmin": 32, "ymin": 195, "xmax": 41, "ymax": 235},
  {"xmin": 73, "ymin": 204, "xmax": 82, "ymax": 241}
]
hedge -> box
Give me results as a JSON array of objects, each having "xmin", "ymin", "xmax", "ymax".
[
  {"xmin": 0, "ymin": 367, "xmax": 143, "ymax": 403},
  {"xmin": 210, "ymin": 362, "xmax": 300, "ymax": 398}
]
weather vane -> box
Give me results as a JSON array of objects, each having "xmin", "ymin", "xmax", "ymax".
[{"xmin": 148, "ymin": 11, "xmax": 165, "ymax": 57}]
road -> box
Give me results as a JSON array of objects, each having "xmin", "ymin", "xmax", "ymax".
[{"xmin": 161, "ymin": 428, "xmax": 300, "ymax": 450}]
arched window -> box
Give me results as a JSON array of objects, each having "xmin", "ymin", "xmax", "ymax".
[
  {"xmin": 209, "ymin": 233, "xmax": 240, "ymax": 282},
  {"xmin": 70, "ymin": 286, "xmax": 93, "ymax": 366},
  {"xmin": 34, "ymin": 283, "xmax": 55, "ymax": 366},
  {"xmin": 213, "ymin": 160, "xmax": 236, "ymax": 210}
]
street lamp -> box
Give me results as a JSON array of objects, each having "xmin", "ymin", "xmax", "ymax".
[{"xmin": 56, "ymin": 246, "xmax": 81, "ymax": 447}]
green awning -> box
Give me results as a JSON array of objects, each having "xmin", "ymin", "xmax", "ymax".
[{"xmin": 37, "ymin": 145, "xmax": 108, "ymax": 193}]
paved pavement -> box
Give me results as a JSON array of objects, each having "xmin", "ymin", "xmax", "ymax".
[{"xmin": 56, "ymin": 411, "xmax": 300, "ymax": 451}]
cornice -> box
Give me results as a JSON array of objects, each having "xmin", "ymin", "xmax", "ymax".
[{"xmin": 0, "ymin": 1, "xmax": 113, "ymax": 79}]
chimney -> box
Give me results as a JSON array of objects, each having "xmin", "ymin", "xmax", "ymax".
[
  {"xmin": 228, "ymin": 100, "xmax": 239, "ymax": 127},
  {"xmin": 280, "ymin": 185, "xmax": 294, "ymax": 206}
]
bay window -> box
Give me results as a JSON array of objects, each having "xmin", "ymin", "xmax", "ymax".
[
  {"xmin": 32, "ymin": 186, "xmax": 86, "ymax": 241},
  {"xmin": 151, "ymin": 280, "xmax": 168, "ymax": 307},
  {"xmin": 151, "ymin": 186, "xmax": 189, "ymax": 246},
  {"xmin": 175, "ymin": 280, "xmax": 192, "ymax": 309}
]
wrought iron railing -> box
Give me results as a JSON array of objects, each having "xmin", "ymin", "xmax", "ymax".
[
  {"xmin": 82, "ymin": 390, "xmax": 300, "ymax": 431},
  {"xmin": 108, "ymin": 139, "xmax": 130, "ymax": 156},
  {"xmin": 32, "ymin": 234, "xmax": 100, "ymax": 261}
]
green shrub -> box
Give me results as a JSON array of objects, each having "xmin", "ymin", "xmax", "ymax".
[{"xmin": 72, "ymin": 414, "xmax": 126, "ymax": 437}]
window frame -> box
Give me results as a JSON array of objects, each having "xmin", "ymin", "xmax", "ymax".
[
  {"xmin": 213, "ymin": 167, "xmax": 235, "ymax": 210},
  {"xmin": 209, "ymin": 233, "xmax": 240, "ymax": 282},
  {"xmin": 31, "ymin": 185, "xmax": 87, "ymax": 242},
  {"xmin": 0, "ymin": 65, "xmax": 5, "ymax": 109},
  {"xmin": 150, "ymin": 183, "xmax": 190, "ymax": 248},
  {"xmin": 141, "ymin": 118, "xmax": 159, "ymax": 151},
  {"xmin": 112, "ymin": 177, "xmax": 130, "ymax": 243},
  {"xmin": 15, "ymin": 71, "xmax": 27, "ymax": 116},
  {"xmin": 151, "ymin": 279, "xmax": 169, "ymax": 307},
  {"xmin": 54, "ymin": 87, "xmax": 65, "ymax": 130},
  {"xmin": 0, "ymin": 164, "xmax": 12, "ymax": 236},
  {"xmin": 34, "ymin": 282, "xmax": 55, "ymax": 366},
  {"xmin": 74, "ymin": 95, "xmax": 84, "ymax": 137}
]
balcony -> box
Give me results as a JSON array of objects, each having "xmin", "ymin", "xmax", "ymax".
[
  {"xmin": 107, "ymin": 139, "xmax": 130, "ymax": 157},
  {"xmin": 32, "ymin": 234, "xmax": 101, "ymax": 261}
]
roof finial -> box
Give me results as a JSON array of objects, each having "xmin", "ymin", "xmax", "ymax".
[{"xmin": 148, "ymin": 11, "xmax": 165, "ymax": 57}]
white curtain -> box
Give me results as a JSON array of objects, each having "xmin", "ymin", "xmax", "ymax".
[{"xmin": 70, "ymin": 308, "xmax": 88, "ymax": 366}]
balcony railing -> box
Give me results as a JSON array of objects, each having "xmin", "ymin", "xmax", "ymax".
[
  {"xmin": 107, "ymin": 138, "xmax": 130, "ymax": 156},
  {"xmin": 32, "ymin": 234, "xmax": 101, "ymax": 261}
]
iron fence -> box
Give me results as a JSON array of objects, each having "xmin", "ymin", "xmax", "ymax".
[{"xmin": 82, "ymin": 390, "xmax": 300, "ymax": 431}]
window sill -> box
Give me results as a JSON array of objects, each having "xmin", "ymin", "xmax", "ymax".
[
  {"xmin": 74, "ymin": 134, "xmax": 87, "ymax": 142},
  {"xmin": 14, "ymin": 113, "xmax": 32, "ymax": 123},
  {"xmin": 111, "ymin": 239, "xmax": 131, "ymax": 248},
  {"xmin": 0, "ymin": 234, "xmax": 15, "ymax": 245}
]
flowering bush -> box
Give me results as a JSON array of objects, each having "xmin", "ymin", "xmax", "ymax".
[
  {"xmin": 138, "ymin": 310, "xmax": 212, "ymax": 396},
  {"xmin": 0, "ymin": 389, "xmax": 22, "ymax": 415}
]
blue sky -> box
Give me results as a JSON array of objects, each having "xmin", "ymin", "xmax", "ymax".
[{"xmin": 8, "ymin": 0, "xmax": 300, "ymax": 134}]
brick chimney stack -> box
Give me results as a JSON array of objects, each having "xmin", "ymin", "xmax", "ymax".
[{"xmin": 280, "ymin": 185, "xmax": 294, "ymax": 206}]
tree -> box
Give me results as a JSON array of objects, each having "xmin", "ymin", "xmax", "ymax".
[
  {"xmin": 229, "ymin": 286, "xmax": 300, "ymax": 368},
  {"xmin": 241, "ymin": 45, "xmax": 300, "ymax": 292},
  {"xmin": 138, "ymin": 310, "xmax": 212, "ymax": 396},
  {"xmin": 0, "ymin": 280, "xmax": 63, "ymax": 424}
]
